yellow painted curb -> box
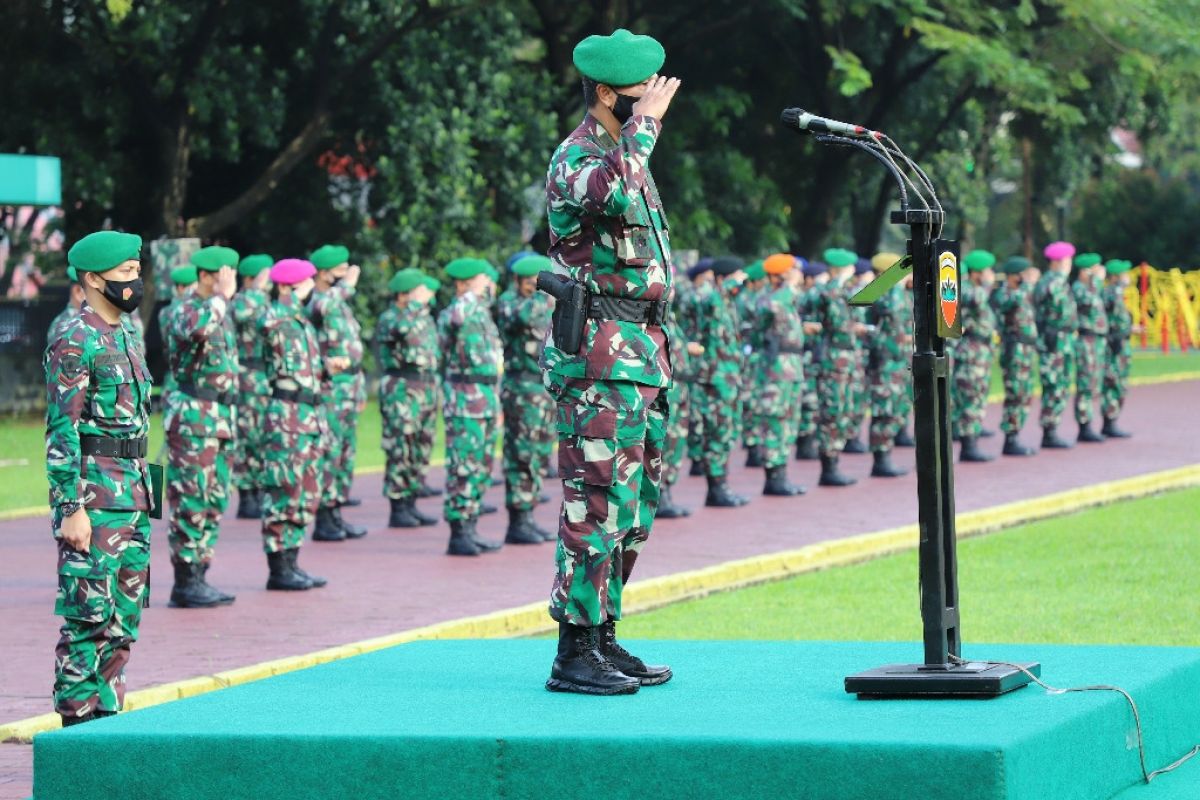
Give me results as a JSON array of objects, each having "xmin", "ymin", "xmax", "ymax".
[
  {"xmin": 0, "ymin": 505, "xmax": 47, "ymax": 522},
  {"xmin": 5, "ymin": 462, "xmax": 1197, "ymax": 743}
]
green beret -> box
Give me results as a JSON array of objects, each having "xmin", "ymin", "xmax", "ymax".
[
  {"xmin": 310, "ymin": 244, "xmax": 350, "ymax": 271},
  {"xmin": 171, "ymin": 265, "xmax": 198, "ymax": 286},
  {"xmin": 238, "ymin": 254, "xmax": 273, "ymax": 278},
  {"xmin": 388, "ymin": 268, "xmax": 428, "ymax": 294},
  {"xmin": 1075, "ymin": 252, "xmax": 1102, "ymax": 269},
  {"xmin": 743, "ymin": 260, "xmax": 766, "ymax": 281},
  {"xmin": 423, "ymin": 275, "xmax": 440, "ymax": 292},
  {"xmin": 1105, "ymin": 259, "xmax": 1133, "ymax": 275},
  {"xmin": 512, "ymin": 255, "xmax": 552, "ymax": 278},
  {"xmin": 445, "ymin": 258, "xmax": 492, "ymax": 281},
  {"xmin": 823, "ymin": 248, "xmax": 857, "ymax": 268},
  {"xmin": 67, "ymin": 230, "xmax": 142, "ymax": 273},
  {"xmin": 962, "ymin": 250, "xmax": 996, "ymax": 274},
  {"xmin": 573, "ymin": 28, "xmax": 665, "ymax": 87},
  {"xmin": 191, "ymin": 246, "xmax": 240, "ymax": 272},
  {"xmin": 66, "ymin": 265, "xmax": 78, "ymax": 282},
  {"xmin": 1001, "ymin": 256, "xmax": 1031, "ymax": 275}
]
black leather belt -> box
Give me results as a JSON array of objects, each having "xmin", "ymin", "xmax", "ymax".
[
  {"xmin": 272, "ymin": 387, "xmax": 319, "ymax": 405},
  {"xmin": 504, "ymin": 370, "xmax": 542, "ymax": 382},
  {"xmin": 446, "ymin": 373, "xmax": 498, "ymax": 385},
  {"xmin": 240, "ymin": 357, "xmax": 266, "ymax": 370},
  {"xmin": 81, "ymin": 435, "xmax": 147, "ymax": 458},
  {"xmin": 1078, "ymin": 329, "xmax": 1100, "ymax": 337},
  {"xmin": 778, "ymin": 345, "xmax": 805, "ymax": 355},
  {"xmin": 587, "ymin": 295, "xmax": 670, "ymax": 326},
  {"xmin": 177, "ymin": 382, "xmax": 237, "ymax": 406},
  {"xmin": 385, "ymin": 367, "xmax": 436, "ymax": 382},
  {"xmin": 341, "ymin": 364, "xmax": 362, "ymax": 376}
]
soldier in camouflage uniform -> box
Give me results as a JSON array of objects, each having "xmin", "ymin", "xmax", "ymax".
[
  {"xmin": 950, "ymin": 250, "xmax": 998, "ymax": 462},
  {"xmin": 307, "ymin": 245, "xmax": 368, "ymax": 541},
  {"xmin": 164, "ymin": 246, "xmax": 240, "ymax": 608},
  {"xmin": 750, "ymin": 253, "xmax": 807, "ymax": 496},
  {"xmin": 230, "ymin": 254, "xmax": 274, "ymax": 519},
  {"xmin": 497, "ymin": 254, "xmax": 556, "ymax": 544},
  {"xmin": 157, "ymin": 264, "xmax": 197, "ymax": 435},
  {"xmin": 656, "ymin": 264, "xmax": 694, "ymax": 520},
  {"xmin": 843, "ymin": 258, "xmax": 875, "ymax": 454},
  {"xmin": 865, "ymin": 252, "xmax": 911, "ymax": 477},
  {"xmin": 541, "ymin": 30, "xmax": 677, "ymax": 695},
  {"xmin": 376, "ymin": 268, "xmax": 441, "ymax": 529},
  {"xmin": 1071, "ymin": 252, "xmax": 1109, "ymax": 443},
  {"xmin": 738, "ymin": 260, "xmax": 767, "ymax": 466},
  {"xmin": 811, "ymin": 248, "xmax": 863, "ymax": 486},
  {"xmin": 47, "ymin": 266, "xmax": 86, "ymax": 346},
  {"xmin": 794, "ymin": 259, "xmax": 827, "ymax": 460},
  {"xmin": 258, "ymin": 258, "xmax": 328, "ymax": 591},
  {"xmin": 1101, "ymin": 259, "xmax": 1137, "ymax": 438},
  {"xmin": 45, "ymin": 230, "xmax": 153, "ymax": 726},
  {"xmin": 439, "ymin": 258, "xmax": 504, "ymax": 556},
  {"xmin": 990, "ymin": 255, "xmax": 1039, "ymax": 456},
  {"xmin": 1034, "ymin": 241, "xmax": 1079, "ymax": 448}
]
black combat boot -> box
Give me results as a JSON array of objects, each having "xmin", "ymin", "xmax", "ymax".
[
  {"xmin": 537, "ymin": 493, "xmax": 552, "ymax": 504},
  {"xmin": 168, "ymin": 561, "xmax": 228, "ymax": 608},
  {"xmin": 312, "ymin": 506, "xmax": 346, "ymax": 542},
  {"xmin": 546, "ymin": 622, "xmax": 640, "ymax": 695},
  {"xmin": 1102, "ymin": 417, "xmax": 1132, "ymax": 438},
  {"xmin": 236, "ymin": 489, "xmax": 262, "ymax": 520},
  {"xmin": 60, "ymin": 712, "xmax": 95, "ymax": 728},
  {"xmin": 388, "ymin": 497, "xmax": 422, "ymax": 528},
  {"xmin": 979, "ymin": 428, "xmax": 997, "ymax": 438},
  {"xmin": 266, "ymin": 550, "xmax": 313, "ymax": 591},
  {"xmin": 1077, "ymin": 422, "xmax": 1105, "ymax": 443},
  {"xmin": 843, "ymin": 437, "xmax": 868, "ymax": 454},
  {"xmin": 342, "ymin": 497, "xmax": 362, "ymax": 507},
  {"xmin": 531, "ymin": 516, "xmax": 556, "ymax": 542},
  {"xmin": 745, "ymin": 445, "xmax": 765, "ymax": 468},
  {"xmin": 894, "ymin": 428, "xmax": 916, "ymax": 448},
  {"xmin": 763, "ymin": 465, "xmax": 806, "ymax": 496},
  {"xmin": 417, "ymin": 483, "xmax": 443, "ymax": 498},
  {"xmin": 1041, "ymin": 426, "xmax": 1073, "ymax": 449},
  {"xmin": 505, "ymin": 508, "xmax": 545, "ymax": 545},
  {"xmin": 200, "ymin": 562, "xmax": 236, "ymax": 605},
  {"xmin": 286, "ymin": 548, "xmax": 326, "ymax": 588},
  {"xmin": 870, "ymin": 450, "xmax": 908, "ymax": 478},
  {"xmin": 959, "ymin": 436, "xmax": 994, "ymax": 463},
  {"xmin": 446, "ymin": 520, "xmax": 482, "ymax": 556},
  {"xmin": 597, "ymin": 620, "xmax": 672, "ymax": 686},
  {"xmin": 1002, "ymin": 433, "xmax": 1035, "ymax": 456},
  {"xmin": 795, "ymin": 435, "xmax": 819, "ymax": 460},
  {"xmin": 332, "ymin": 506, "xmax": 368, "ymax": 539},
  {"xmin": 480, "ymin": 502, "xmax": 498, "ymax": 515},
  {"xmin": 818, "ymin": 453, "xmax": 857, "ymax": 487},
  {"xmin": 468, "ymin": 516, "xmax": 503, "ymax": 552},
  {"xmin": 689, "ymin": 460, "xmax": 705, "ymax": 477},
  {"xmin": 654, "ymin": 485, "xmax": 691, "ymax": 519},
  {"xmin": 705, "ymin": 475, "xmax": 749, "ymax": 507},
  {"xmin": 411, "ymin": 501, "xmax": 438, "ymax": 527}
]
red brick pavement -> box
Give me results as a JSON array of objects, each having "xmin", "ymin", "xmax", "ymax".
[{"xmin": 2, "ymin": 380, "xmax": 1196, "ymax": 798}]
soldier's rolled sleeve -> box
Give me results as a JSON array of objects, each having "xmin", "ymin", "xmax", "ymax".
[
  {"xmin": 556, "ymin": 116, "xmax": 661, "ymax": 218},
  {"xmin": 44, "ymin": 338, "xmax": 88, "ymax": 506}
]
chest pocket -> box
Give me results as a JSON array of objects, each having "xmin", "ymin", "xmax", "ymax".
[
  {"xmin": 616, "ymin": 201, "xmax": 656, "ymax": 267},
  {"xmin": 90, "ymin": 353, "xmax": 138, "ymax": 421},
  {"xmin": 280, "ymin": 323, "xmax": 310, "ymax": 377}
]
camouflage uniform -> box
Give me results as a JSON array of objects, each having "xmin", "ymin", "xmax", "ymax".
[
  {"xmin": 812, "ymin": 277, "xmax": 858, "ymax": 455},
  {"xmin": 846, "ymin": 303, "xmax": 871, "ymax": 445},
  {"xmin": 158, "ymin": 299, "xmax": 185, "ymax": 432},
  {"xmin": 439, "ymin": 290, "xmax": 502, "ymax": 521},
  {"xmin": 1033, "ymin": 271, "xmax": 1078, "ymax": 429},
  {"xmin": 230, "ymin": 286, "xmax": 272, "ymax": 493},
  {"xmin": 542, "ymin": 112, "xmax": 670, "ymax": 626},
  {"xmin": 794, "ymin": 286, "xmax": 821, "ymax": 446},
  {"xmin": 950, "ymin": 282, "xmax": 997, "ymax": 439},
  {"xmin": 259, "ymin": 294, "xmax": 327, "ymax": 552},
  {"xmin": 45, "ymin": 304, "xmax": 153, "ymax": 718},
  {"xmin": 1101, "ymin": 283, "xmax": 1133, "ymax": 422},
  {"xmin": 866, "ymin": 285, "xmax": 913, "ymax": 452},
  {"xmin": 751, "ymin": 283, "xmax": 805, "ymax": 467},
  {"xmin": 1072, "ymin": 278, "xmax": 1109, "ymax": 427},
  {"xmin": 660, "ymin": 299, "xmax": 691, "ymax": 490},
  {"xmin": 497, "ymin": 285, "xmax": 554, "ymax": 511},
  {"xmin": 166, "ymin": 293, "xmax": 237, "ymax": 565},
  {"xmin": 991, "ymin": 281, "xmax": 1039, "ymax": 436},
  {"xmin": 682, "ymin": 278, "xmax": 742, "ymax": 478},
  {"xmin": 377, "ymin": 299, "xmax": 439, "ymax": 501},
  {"xmin": 47, "ymin": 303, "xmax": 80, "ymax": 346},
  {"xmin": 309, "ymin": 284, "xmax": 366, "ymax": 509},
  {"xmin": 736, "ymin": 283, "xmax": 763, "ymax": 450}
]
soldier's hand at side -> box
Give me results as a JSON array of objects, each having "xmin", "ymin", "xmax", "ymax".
[
  {"xmin": 60, "ymin": 507, "xmax": 92, "ymax": 553},
  {"xmin": 853, "ymin": 323, "xmax": 869, "ymax": 335},
  {"xmin": 686, "ymin": 342, "xmax": 705, "ymax": 356},
  {"xmin": 345, "ymin": 266, "xmax": 361, "ymax": 288},
  {"xmin": 216, "ymin": 266, "xmax": 237, "ymax": 300},
  {"xmin": 327, "ymin": 356, "xmax": 350, "ymax": 375},
  {"xmin": 632, "ymin": 75, "xmax": 681, "ymax": 121},
  {"xmin": 803, "ymin": 322, "xmax": 822, "ymax": 335}
]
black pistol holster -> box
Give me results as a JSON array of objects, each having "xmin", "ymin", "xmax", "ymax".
[{"xmin": 538, "ymin": 272, "xmax": 588, "ymax": 354}]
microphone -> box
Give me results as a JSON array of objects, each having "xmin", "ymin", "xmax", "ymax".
[{"xmin": 780, "ymin": 108, "xmax": 879, "ymax": 138}]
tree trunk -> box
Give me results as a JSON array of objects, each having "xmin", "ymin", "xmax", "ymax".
[{"xmin": 1021, "ymin": 136, "xmax": 1034, "ymax": 261}]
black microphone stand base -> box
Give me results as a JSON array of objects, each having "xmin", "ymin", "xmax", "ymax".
[{"xmin": 844, "ymin": 660, "xmax": 1040, "ymax": 699}]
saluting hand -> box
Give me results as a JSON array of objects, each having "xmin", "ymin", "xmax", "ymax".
[
  {"xmin": 344, "ymin": 265, "xmax": 361, "ymax": 288},
  {"xmin": 632, "ymin": 74, "xmax": 682, "ymax": 121},
  {"xmin": 216, "ymin": 266, "xmax": 237, "ymax": 300},
  {"xmin": 327, "ymin": 356, "xmax": 351, "ymax": 375},
  {"xmin": 60, "ymin": 507, "xmax": 92, "ymax": 553},
  {"xmin": 686, "ymin": 342, "xmax": 705, "ymax": 356}
]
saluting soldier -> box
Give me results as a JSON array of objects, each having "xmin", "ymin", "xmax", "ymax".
[
  {"xmin": 1034, "ymin": 241, "xmax": 1078, "ymax": 449},
  {"xmin": 1100, "ymin": 259, "xmax": 1137, "ymax": 438},
  {"xmin": 47, "ymin": 266, "xmax": 86, "ymax": 345},
  {"xmin": 230, "ymin": 253, "xmax": 274, "ymax": 520},
  {"xmin": 864, "ymin": 251, "xmax": 911, "ymax": 478},
  {"xmin": 158, "ymin": 264, "xmax": 197, "ymax": 435},
  {"xmin": 376, "ymin": 268, "xmax": 441, "ymax": 529},
  {"xmin": 45, "ymin": 230, "xmax": 154, "ymax": 727},
  {"xmin": 950, "ymin": 249, "xmax": 998, "ymax": 462},
  {"xmin": 1071, "ymin": 252, "xmax": 1109, "ymax": 443},
  {"xmin": 990, "ymin": 255, "xmax": 1039, "ymax": 456},
  {"xmin": 164, "ymin": 245, "xmax": 240, "ymax": 608},
  {"xmin": 811, "ymin": 248, "xmax": 863, "ymax": 486},
  {"xmin": 843, "ymin": 257, "xmax": 875, "ymax": 455},
  {"xmin": 794, "ymin": 258, "xmax": 827, "ymax": 461},
  {"xmin": 497, "ymin": 254, "xmax": 556, "ymax": 545}
]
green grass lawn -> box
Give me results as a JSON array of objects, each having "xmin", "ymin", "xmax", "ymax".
[
  {"xmin": 986, "ymin": 348, "xmax": 1200, "ymax": 398},
  {"xmin": 619, "ymin": 487, "xmax": 1200, "ymax": 646}
]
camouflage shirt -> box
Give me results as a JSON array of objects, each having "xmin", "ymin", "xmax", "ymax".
[
  {"xmin": 868, "ymin": 285, "xmax": 913, "ymax": 362},
  {"xmin": 230, "ymin": 287, "xmax": 272, "ymax": 396},
  {"xmin": 542, "ymin": 113, "xmax": 672, "ymax": 387},
  {"xmin": 261, "ymin": 295, "xmax": 326, "ymax": 437},
  {"xmin": 438, "ymin": 291, "xmax": 502, "ymax": 418},
  {"xmin": 497, "ymin": 287, "xmax": 552, "ymax": 382},
  {"xmin": 812, "ymin": 277, "xmax": 858, "ymax": 351},
  {"xmin": 1072, "ymin": 279, "xmax": 1109, "ymax": 337},
  {"xmin": 44, "ymin": 304, "xmax": 153, "ymax": 510},
  {"xmin": 168, "ymin": 294, "xmax": 238, "ymax": 439},
  {"xmin": 682, "ymin": 278, "xmax": 743, "ymax": 388},
  {"xmin": 1104, "ymin": 284, "xmax": 1133, "ymax": 340},
  {"xmin": 376, "ymin": 300, "xmax": 439, "ymax": 375},
  {"xmin": 991, "ymin": 282, "xmax": 1038, "ymax": 343},
  {"xmin": 753, "ymin": 283, "xmax": 805, "ymax": 383},
  {"xmin": 1034, "ymin": 272, "xmax": 1078, "ymax": 339},
  {"xmin": 960, "ymin": 282, "xmax": 997, "ymax": 343},
  {"xmin": 47, "ymin": 303, "xmax": 80, "ymax": 347},
  {"xmin": 309, "ymin": 283, "xmax": 365, "ymax": 395}
]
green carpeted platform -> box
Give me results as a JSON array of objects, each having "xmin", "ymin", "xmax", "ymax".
[{"xmin": 33, "ymin": 641, "xmax": 1200, "ymax": 800}]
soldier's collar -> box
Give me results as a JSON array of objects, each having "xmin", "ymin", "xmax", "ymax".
[
  {"xmin": 79, "ymin": 302, "xmax": 120, "ymax": 333},
  {"xmin": 583, "ymin": 113, "xmax": 619, "ymax": 151}
]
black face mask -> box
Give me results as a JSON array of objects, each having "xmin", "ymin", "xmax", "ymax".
[
  {"xmin": 611, "ymin": 92, "xmax": 639, "ymax": 124},
  {"xmin": 101, "ymin": 277, "xmax": 144, "ymax": 314}
]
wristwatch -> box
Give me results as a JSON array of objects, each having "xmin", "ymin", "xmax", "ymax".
[{"xmin": 59, "ymin": 502, "xmax": 82, "ymax": 518}]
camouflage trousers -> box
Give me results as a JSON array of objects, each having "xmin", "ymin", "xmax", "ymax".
[
  {"xmin": 166, "ymin": 431, "xmax": 232, "ymax": 565},
  {"xmin": 1074, "ymin": 334, "xmax": 1103, "ymax": 426},
  {"xmin": 261, "ymin": 426, "xmax": 322, "ymax": 553},
  {"xmin": 234, "ymin": 381, "xmax": 270, "ymax": 491},
  {"xmin": 741, "ymin": 356, "xmax": 763, "ymax": 449},
  {"xmin": 1101, "ymin": 340, "xmax": 1131, "ymax": 420},
  {"xmin": 319, "ymin": 377, "xmax": 361, "ymax": 508},
  {"xmin": 951, "ymin": 340, "xmax": 993, "ymax": 439},
  {"xmin": 444, "ymin": 414, "xmax": 498, "ymax": 522},
  {"xmin": 380, "ymin": 376, "xmax": 437, "ymax": 501},
  {"xmin": 687, "ymin": 378, "xmax": 740, "ymax": 477},
  {"xmin": 545, "ymin": 374, "xmax": 666, "ymax": 627},
  {"xmin": 502, "ymin": 379, "xmax": 554, "ymax": 511},
  {"xmin": 54, "ymin": 509, "xmax": 150, "ymax": 717},
  {"xmin": 1000, "ymin": 342, "xmax": 1037, "ymax": 435},
  {"xmin": 794, "ymin": 353, "xmax": 818, "ymax": 447},
  {"xmin": 847, "ymin": 348, "xmax": 869, "ymax": 439},
  {"xmin": 661, "ymin": 378, "xmax": 689, "ymax": 488},
  {"xmin": 756, "ymin": 379, "xmax": 802, "ymax": 468},
  {"xmin": 868, "ymin": 358, "xmax": 911, "ymax": 453},
  {"xmin": 816, "ymin": 349, "xmax": 856, "ymax": 456},
  {"xmin": 1038, "ymin": 338, "xmax": 1074, "ymax": 428}
]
